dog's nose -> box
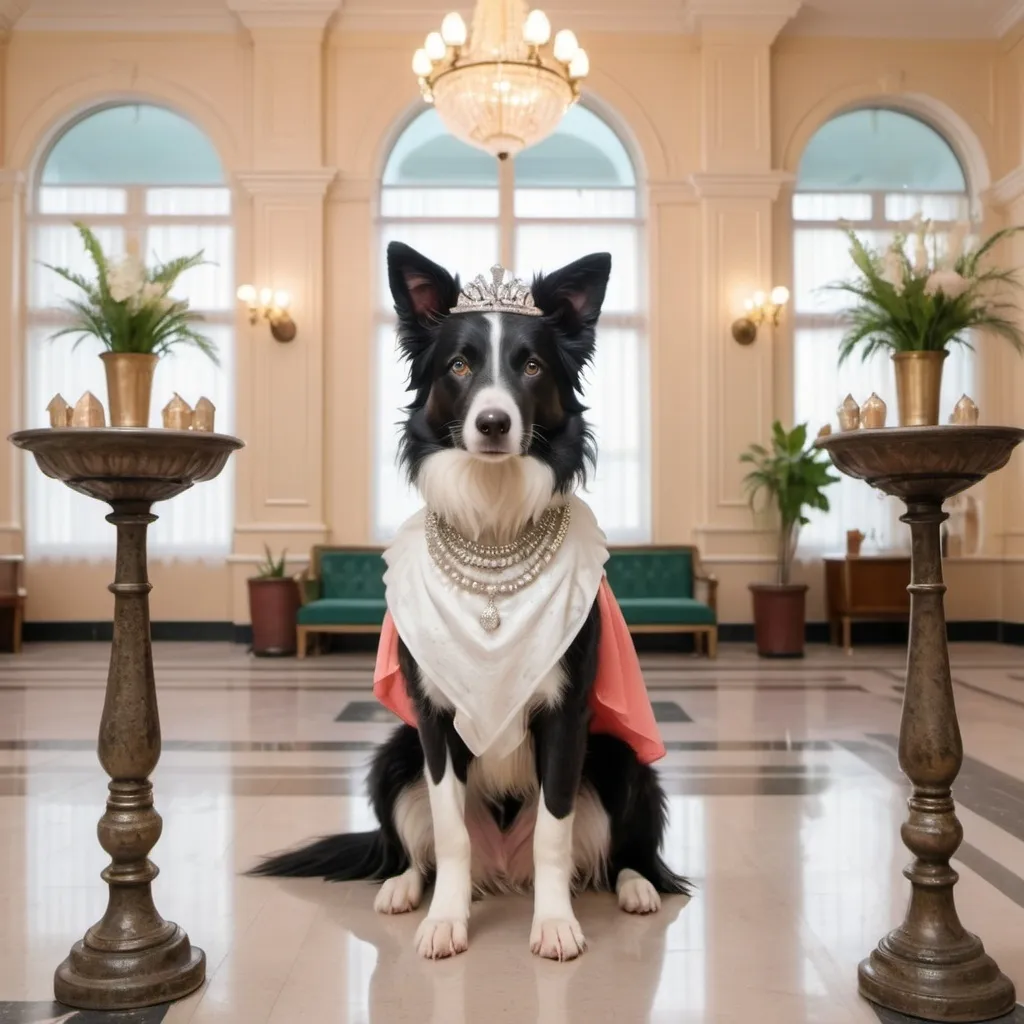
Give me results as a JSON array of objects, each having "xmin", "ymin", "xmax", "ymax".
[{"xmin": 475, "ymin": 409, "xmax": 511, "ymax": 437}]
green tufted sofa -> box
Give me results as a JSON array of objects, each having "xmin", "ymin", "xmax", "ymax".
[
  {"xmin": 605, "ymin": 546, "xmax": 718, "ymax": 657},
  {"xmin": 296, "ymin": 546, "xmax": 388, "ymax": 658}
]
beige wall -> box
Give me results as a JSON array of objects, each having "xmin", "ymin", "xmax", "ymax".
[{"xmin": 2, "ymin": 21, "xmax": 1023, "ymax": 626}]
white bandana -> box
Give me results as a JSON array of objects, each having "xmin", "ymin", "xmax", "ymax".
[{"xmin": 382, "ymin": 495, "xmax": 608, "ymax": 758}]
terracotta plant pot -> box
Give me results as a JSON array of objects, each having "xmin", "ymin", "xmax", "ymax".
[
  {"xmin": 892, "ymin": 350, "xmax": 947, "ymax": 427},
  {"xmin": 100, "ymin": 352, "xmax": 159, "ymax": 427},
  {"xmin": 248, "ymin": 576, "xmax": 300, "ymax": 657},
  {"xmin": 749, "ymin": 583, "xmax": 808, "ymax": 658}
]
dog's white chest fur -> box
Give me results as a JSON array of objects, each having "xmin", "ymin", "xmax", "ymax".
[{"xmin": 382, "ymin": 494, "xmax": 608, "ymax": 758}]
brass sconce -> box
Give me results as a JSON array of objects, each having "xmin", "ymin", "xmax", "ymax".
[
  {"xmin": 731, "ymin": 286, "xmax": 790, "ymax": 346},
  {"xmin": 237, "ymin": 284, "xmax": 297, "ymax": 343}
]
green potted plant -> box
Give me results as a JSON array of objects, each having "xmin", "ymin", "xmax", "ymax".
[
  {"xmin": 248, "ymin": 545, "xmax": 300, "ymax": 657},
  {"xmin": 830, "ymin": 217, "xmax": 1024, "ymax": 426},
  {"xmin": 741, "ymin": 421, "xmax": 839, "ymax": 657},
  {"xmin": 44, "ymin": 221, "xmax": 218, "ymax": 427}
]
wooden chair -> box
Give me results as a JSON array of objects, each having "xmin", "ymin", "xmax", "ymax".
[{"xmin": 0, "ymin": 555, "xmax": 26, "ymax": 654}]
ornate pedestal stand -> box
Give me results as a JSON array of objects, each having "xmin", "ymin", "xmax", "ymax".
[
  {"xmin": 816, "ymin": 425, "xmax": 1023, "ymax": 1023},
  {"xmin": 8, "ymin": 428, "xmax": 243, "ymax": 1011}
]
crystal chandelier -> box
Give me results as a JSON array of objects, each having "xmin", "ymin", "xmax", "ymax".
[{"xmin": 412, "ymin": 1, "xmax": 590, "ymax": 160}]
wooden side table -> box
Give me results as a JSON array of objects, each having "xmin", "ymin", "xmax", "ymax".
[
  {"xmin": 0, "ymin": 553, "xmax": 26, "ymax": 653},
  {"xmin": 824, "ymin": 554, "xmax": 910, "ymax": 654}
]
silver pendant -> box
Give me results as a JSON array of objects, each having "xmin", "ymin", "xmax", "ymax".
[{"xmin": 479, "ymin": 597, "xmax": 500, "ymax": 632}]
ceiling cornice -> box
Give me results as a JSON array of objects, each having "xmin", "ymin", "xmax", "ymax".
[
  {"xmin": 226, "ymin": 0, "xmax": 339, "ymax": 30},
  {"xmin": 995, "ymin": 0, "xmax": 1024, "ymax": 37},
  {"xmin": 17, "ymin": 3, "xmax": 238, "ymax": 32},
  {"xmin": 684, "ymin": 0, "xmax": 801, "ymax": 38}
]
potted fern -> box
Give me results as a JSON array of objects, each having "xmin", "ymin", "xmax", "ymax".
[
  {"xmin": 741, "ymin": 422, "xmax": 839, "ymax": 657},
  {"xmin": 830, "ymin": 217, "xmax": 1024, "ymax": 426},
  {"xmin": 248, "ymin": 546, "xmax": 300, "ymax": 657},
  {"xmin": 44, "ymin": 221, "xmax": 218, "ymax": 427}
]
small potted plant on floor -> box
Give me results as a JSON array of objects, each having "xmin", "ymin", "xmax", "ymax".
[
  {"xmin": 741, "ymin": 421, "xmax": 839, "ymax": 657},
  {"xmin": 248, "ymin": 546, "xmax": 300, "ymax": 657},
  {"xmin": 830, "ymin": 217, "xmax": 1024, "ymax": 426},
  {"xmin": 44, "ymin": 221, "xmax": 218, "ymax": 427}
]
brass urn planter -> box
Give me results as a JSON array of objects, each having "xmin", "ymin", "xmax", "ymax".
[
  {"xmin": 892, "ymin": 351, "xmax": 947, "ymax": 427},
  {"xmin": 100, "ymin": 352, "xmax": 159, "ymax": 428}
]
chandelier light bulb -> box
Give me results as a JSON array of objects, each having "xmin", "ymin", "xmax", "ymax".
[
  {"xmin": 568, "ymin": 48, "xmax": 589, "ymax": 79},
  {"xmin": 771, "ymin": 285, "xmax": 791, "ymax": 306},
  {"xmin": 236, "ymin": 283, "xmax": 256, "ymax": 304},
  {"xmin": 412, "ymin": 48, "xmax": 433, "ymax": 77},
  {"xmin": 440, "ymin": 11, "xmax": 468, "ymax": 46},
  {"xmin": 425, "ymin": 30, "xmax": 447, "ymax": 61},
  {"xmin": 523, "ymin": 9, "xmax": 552, "ymax": 46},
  {"xmin": 552, "ymin": 28, "xmax": 579, "ymax": 63}
]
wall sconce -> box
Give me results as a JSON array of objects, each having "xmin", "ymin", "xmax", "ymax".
[
  {"xmin": 237, "ymin": 284, "xmax": 297, "ymax": 343},
  {"xmin": 731, "ymin": 286, "xmax": 790, "ymax": 346}
]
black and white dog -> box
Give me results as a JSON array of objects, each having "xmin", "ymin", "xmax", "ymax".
[{"xmin": 253, "ymin": 242, "xmax": 689, "ymax": 961}]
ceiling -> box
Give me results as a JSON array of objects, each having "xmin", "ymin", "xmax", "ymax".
[{"xmin": 1, "ymin": 0, "xmax": 1021, "ymax": 39}]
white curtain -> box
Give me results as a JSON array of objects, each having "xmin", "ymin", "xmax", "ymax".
[
  {"xmin": 25, "ymin": 186, "xmax": 234, "ymax": 561},
  {"xmin": 792, "ymin": 190, "xmax": 973, "ymax": 555},
  {"xmin": 374, "ymin": 184, "xmax": 648, "ymax": 542}
]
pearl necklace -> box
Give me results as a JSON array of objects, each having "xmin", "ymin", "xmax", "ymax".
[{"xmin": 425, "ymin": 504, "xmax": 572, "ymax": 632}]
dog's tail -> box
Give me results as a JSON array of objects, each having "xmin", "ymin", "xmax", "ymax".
[{"xmin": 248, "ymin": 829, "xmax": 405, "ymax": 882}]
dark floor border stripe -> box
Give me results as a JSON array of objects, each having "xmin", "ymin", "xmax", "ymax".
[{"xmin": 16, "ymin": 619, "xmax": 1024, "ymax": 646}]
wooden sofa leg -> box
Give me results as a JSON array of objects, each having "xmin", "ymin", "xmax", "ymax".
[
  {"xmin": 706, "ymin": 628, "xmax": 718, "ymax": 659},
  {"xmin": 297, "ymin": 626, "xmax": 308, "ymax": 659},
  {"xmin": 12, "ymin": 601, "xmax": 23, "ymax": 654}
]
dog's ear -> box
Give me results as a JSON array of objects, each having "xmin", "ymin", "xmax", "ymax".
[
  {"xmin": 387, "ymin": 241, "xmax": 460, "ymax": 335},
  {"xmin": 531, "ymin": 252, "xmax": 611, "ymax": 379}
]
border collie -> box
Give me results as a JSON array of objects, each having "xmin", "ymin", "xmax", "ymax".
[{"xmin": 252, "ymin": 242, "xmax": 689, "ymax": 961}]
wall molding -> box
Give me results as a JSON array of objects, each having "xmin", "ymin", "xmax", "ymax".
[
  {"xmin": 690, "ymin": 170, "xmax": 795, "ymax": 200},
  {"xmin": 226, "ymin": 0, "xmax": 337, "ymax": 31},
  {"xmin": 984, "ymin": 164, "xmax": 1024, "ymax": 209},
  {"xmin": 235, "ymin": 168, "xmax": 338, "ymax": 196}
]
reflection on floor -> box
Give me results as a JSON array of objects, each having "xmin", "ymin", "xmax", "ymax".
[{"xmin": 2, "ymin": 641, "xmax": 1024, "ymax": 1023}]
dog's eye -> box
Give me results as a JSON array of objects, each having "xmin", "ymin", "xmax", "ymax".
[
  {"xmin": 524, "ymin": 359, "xmax": 541, "ymax": 377},
  {"xmin": 450, "ymin": 358, "xmax": 471, "ymax": 377}
]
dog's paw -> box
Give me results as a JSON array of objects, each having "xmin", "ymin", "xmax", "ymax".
[
  {"xmin": 415, "ymin": 917, "xmax": 469, "ymax": 959},
  {"xmin": 374, "ymin": 869, "xmax": 423, "ymax": 915},
  {"xmin": 530, "ymin": 917, "xmax": 587, "ymax": 961},
  {"xmin": 616, "ymin": 871, "xmax": 661, "ymax": 915}
]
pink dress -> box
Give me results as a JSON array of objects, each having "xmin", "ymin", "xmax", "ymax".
[{"xmin": 373, "ymin": 578, "xmax": 665, "ymax": 765}]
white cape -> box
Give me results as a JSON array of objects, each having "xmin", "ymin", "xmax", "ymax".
[{"xmin": 382, "ymin": 495, "xmax": 608, "ymax": 758}]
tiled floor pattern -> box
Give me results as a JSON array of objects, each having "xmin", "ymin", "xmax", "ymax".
[{"xmin": 2, "ymin": 642, "xmax": 1024, "ymax": 1022}]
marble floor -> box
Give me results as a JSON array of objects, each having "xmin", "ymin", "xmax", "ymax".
[{"xmin": 2, "ymin": 641, "xmax": 1024, "ymax": 1024}]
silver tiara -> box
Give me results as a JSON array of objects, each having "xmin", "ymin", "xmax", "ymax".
[{"xmin": 449, "ymin": 265, "xmax": 543, "ymax": 317}]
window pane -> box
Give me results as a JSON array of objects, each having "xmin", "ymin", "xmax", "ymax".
[
  {"xmin": 146, "ymin": 188, "xmax": 231, "ymax": 216},
  {"xmin": 383, "ymin": 109, "xmax": 498, "ymax": 187},
  {"xmin": 578, "ymin": 326, "xmax": 648, "ymax": 540},
  {"xmin": 377, "ymin": 224, "xmax": 499, "ymax": 308},
  {"xmin": 37, "ymin": 187, "xmax": 126, "ymax": 215},
  {"xmin": 42, "ymin": 105, "xmax": 224, "ymax": 186},
  {"xmin": 798, "ymin": 109, "xmax": 966, "ymax": 192},
  {"xmin": 30, "ymin": 224, "xmax": 125, "ymax": 309},
  {"xmin": 146, "ymin": 225, "xmax": 234, "ymax": 311},
  {"xmin": 884, "ymin": 193, "xmax": 969, "ymax": 223},
  {"xmin": 515, "ymin": 224, "xmax": 640, "ymax": 314},
  {"xmin": 380, "ymin": 187, "xmax": 499, "ymax": 218},
  {"xmin": 514, "ymin": 188, "xmax": 636, "ymax": 219},
  {"xmin": 792, "ymin": 193, "xmax": 871, "ymax": 222},
  {"xmin": 374, "ymin": 320, "xmax": 421, "ymax": 539},
  {"xmin": 515, "ymin": 105, "xmax": 635, "ymax": 188},
  {"xmin": 793, "ymin": 228, "xmax": 892, "ymax": 315}
]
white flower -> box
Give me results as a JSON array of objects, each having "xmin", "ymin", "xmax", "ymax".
[
  {"xmin": 106, "ymin": 255, "xmax": 146, "ymax": 304},
  {"xmin": 924, "ymin": 269, "xmax": 969, "ymax": 300},
  {"xmin": 881, "ymin": 248, "xmax": 906, "ymax": 295},
  {"xmin": 139, "ymin": 281, "xmax": 166, "ymax": 307}
]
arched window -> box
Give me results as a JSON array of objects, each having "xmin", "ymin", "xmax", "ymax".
[
  {"xmin": 25, "ymin": 103, "xmax": 235, "ymax": 559},
  {"xmin": 792, "ymin": 108, "xmax": 970, "ymax": 553},
  {"xmin": 374, "ymin": 104, "xmax": 648, "ymax": 540}
]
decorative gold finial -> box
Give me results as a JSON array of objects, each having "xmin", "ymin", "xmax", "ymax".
[
  {"xmin": 951, "ymin": 394, "xmax": 979, "ymax": 425},
  {"xmin": 46, "ymin": 394, "xmax": 72, "ymax": 427},
  {"xmin": 162, "ymin": 393, "xmax": 193, "ymax": 430},
  {"xmin": 837, "ymin": 394, "xmax": 860, "ymax": 431},
  {"xmin": 71, "ymin": 391, "xmax": 105, "ymax": 427},
  {"xmin": 192, "ymin": 397, "xmax": 216, "ymax": 432},
  {"xmin": 860, "ymin": 392, "xmax": 887, "ymax": 429}
]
